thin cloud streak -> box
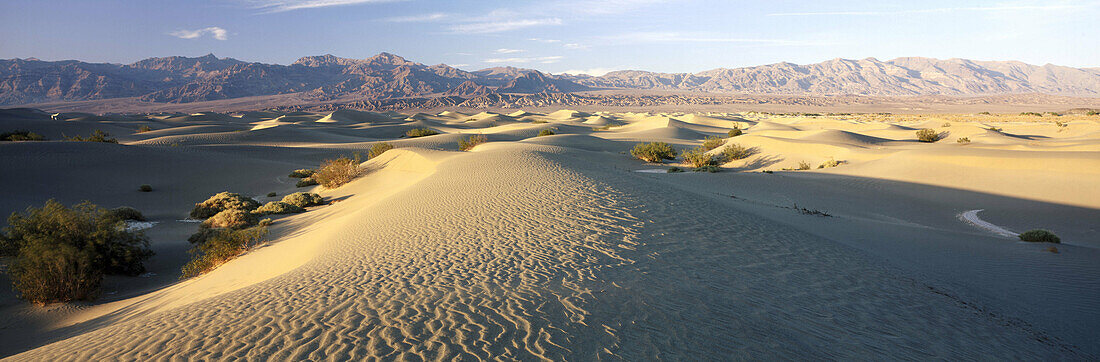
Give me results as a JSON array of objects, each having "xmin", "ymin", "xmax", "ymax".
[
  {"xmin": 769, "ymin": 4, "xmax": 1088, "ymax": 16},
  {"xmin": 252, "ymin": 0, "xmax": 401, "ymax": 13},
  {"xmin": 483, "ymin": 56, "xmax": 563, "ymax": 64},
  {"xmin": 169, "ymin": 27, "xmax": 229, "ymax": 40},
  {"xmin": 602, "ymin": 32, "xmax": 825, "ymax": 46},
  {"xmin": 449, "ymin": 18, "xmax": 562, "ymax": 34},
  {"xmin": 385, "ymin": 13, "xmax": 449, "ymax": 22}
]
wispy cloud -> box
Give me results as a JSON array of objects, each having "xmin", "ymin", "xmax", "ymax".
[
  {"xmin": 169, "ymin": 27, "xmax": 229, "ymax": 40},
  {"xmin": 449, "ymin": 18, "xmax": 562, "ymax": 34},
  {"xmin": 768, "ymin": 4, "xmax": 1088, "ymax": 16},
  {"xmin": 528, "ymin": 38, "xmax": 562, "ymax": 43},
  {"xmin": 563, "ymin": 43, "xmax": 588, "ymax": 50},
  {"xmin": 495, "ymin": 48, "xmax": 526, "ymax": 54},
  {"xmin": 385, "ymin": 12, "xmax": 448, "ymax": 22},
  {"xmin": 251, "ymin": 0, "xmax": 401, "ymax": 13},
  {"xmin": 483, "ymin": 56, "xmax": 563, "ymax": 64},
  {"xmin": 559, "ymin": 67, "xmax": 616, "ymax": 76},
  {"xmin": 602, "ymin": 32, "xmax": 822, "ymax": 46}
]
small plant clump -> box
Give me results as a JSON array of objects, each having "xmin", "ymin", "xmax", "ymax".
[
  {"xmin": 296, "ymin": 178, "xmax": 319, "ymax": 188},
  {"xmin": 942, "ymin": 122, "xmax": 951, "ymax": 127},
  {"xmin": 793, "ymin": 203, "xmax": 831, "ymax": 217},
  {"xmin": 720, "ymin": 143, "xmax": 753, "ymax": 161},
  {"xmin": 281, "ymin": 192, "xmax": 324, "ymax": 208},
  {"xmin": 288, "ymin": 169, "xmax": 315, "ymax": 178},
  {"xmin": 190, "ymin": 192, "xmax": 261, "ymax": 219},
  {"xmin": 181, "ymin": 226, "xmax": 268, "ymax": 278},
  {"xmin": 368, "ymin": 142, "xmax": 394, "ymax": 159},
  {"xmin": 728, "ymin": 127, "xmax": 743, "ymax": 137},
  {"xmin": 798, "ymin": 161, "xmax": 811, "ymax": 170},
  {"xmin": 1087, "ymin": 110, "xmax": 1099, "ymax": 116},
  {"xmin": 916, "ymin": 128, "xmax": 941, "ymax": 143},
  {"xmin": 1, "ymin": 130, "xmax": 45, "ymax": 141},
  {"xmin": 1020, "ymin": 112, "xmax": 1042, "ymax": 117},
  {"xmin": 1018, "ymin": 229, "xmax": 1060, "ymax": 243},
  {"xmin": 254, "ymin": 201, "xmax": 304, "ymax": 215},
  {"xmin": 405, "ymin": 128, "xmax": 439, "ymax": 138},
  {"xmin": 537, "ymin": 129, "xmax": 556, "ymax": 137},
  {"xmin": 136, "ymin": 125, "xmax": 153, "ymax": 133},
  {"xmin": 458, "ymin": 134, "xmax": 488, "ymax": 151},
  {"xmin": 109, "ymin": 206, "xmax": 145, "ymax": 221},
  {"xmin": 201, "ymin": 209, "xmax": 259, "ymax": 230},
  {"xmin": 978, "ymin": 111, "xmax": 992, "ymax": 115},
  {"xmin": 139, "ymin": 184, "xmax": 153, "ymax": 192},
  {"xmin": 700, "ymin": 136, "xmax": 725, "ymax": 151},
  {"xmin": 693, "ymin": 165, "xmax": 721, "ymax": 173},
  {"xmin": 682, "ymin": 147, "xmax": 719, "ymax": 168},
  {"xmin": 988, "ymin": 126, "xmax": 1003, "ymax": 132},
  {"xmin": 667, "ymin": 166, "xmax": 685, "ymax": 173},
  {"xmin": 258, "ymin": 218, "xmax": 273, "ymax": 227},
  {"xmin": 957, "ymin": 137, "xmax": 971, "ymax": 144},
  {"xmin": 818, "ymin": 159, "xmax": 842, "ymax": 169},
  {"xmin": 67, "ymin": 130, "xmax": 118, "ymax": 143},
  {"xmin": 630, "ymin": 142, "xmax": 677, "ymax": 163},
  {"xmin": 313, "ymin": 154, "xmax": 362, "ymax": 188}
]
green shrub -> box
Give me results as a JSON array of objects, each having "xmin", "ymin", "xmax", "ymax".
[
  {"xmin": 254, "ymin": 201, "xmax": 305, "ymax": 215},
  {"xmin": 1, "ymin": 200, "xmax": 153, "ymax": 303},
  {"xmin": 313, "ymin": 155, "xmax": 362, "ymax": 188},
  {"xmin": 458, "ymin": 134, "xmax": 487, "ymax": 151},
  {"xmin": 189, "ymin": 192, "xmax": 261, "ymax": 219},
  {"xmin": 201, "ymin": 209, "xmax": 259, "ymax": 229},
  {"xmin": 368, "ymin": 142, "xmax": 394, "ymax": 159},
  {"xmin": 137, "ymin": 125, "xmax": 153, "ymax": 133},
  {"xmin": 1, "ymin": 130, "xmax": 45, "ymax": 141},
  {"xmin": 693, "ymin": 165, "xmax": 721, "ymax": 173},
  {"xmin": 957, "ymin": 137, "xmax": 971, "ymax": 144},
  {"xmin": 67, "ymin": 130, "xmax": 118, "ymax": 143},
  {"xmin": 1018, "ymin": 229, "xmax": 1060, "ymax": 243},
  {"xmin": 537, "ymin": 129, "xmax": 556, "ymax": 137},
  {"xmin": 288, "ymin": 169, "xmax": 315, "ymax": 178},
  {"xmin": 667, "ymin": 167, "xmax": 684, "ymax": 173},
  {"xmin": 1087, "ymin": 110, "xmax": 1099, "ymax": 116},
  {"xmin": 916, "ymin": 128, "xmax": 941, "ymax": 143},
  {"xmin": 109, "ymin": 206, "xmax": 145, "ymax": 221},
  {"xmin": 181, "ymin": 226, "xmax": 268, "ymax": 278},
  {"xmin": 682, "ymin": 147, "xmax": 719, "ymax": 168},
  {"xmin": 719, "ymin": 144, "xmax": 753, "ymax": 162},
  {"xmin": 139, "ymin": 184, "xmax": 152, "ymax": 192},
  {"xmin": 630, "ymin": 142, "xmax": 677, "ymax": 163},
  {"xmin": 728, "ymin": 127, "xmax": 743, "ymax": 137},
  {"xmin": 296, "ymin": 177, "xmax": 318, "ymax": 188},
  {"xmin": 798, "ymin": 161, "xmax": 811, "ymax": 170},
  {"xmin": 700, "ymin": 136, "xmax": 725, "ymax": 151},
  {"xmin": 281, "ymin": 192, "xmax": 324, "ymax": 208},
  {"xmin": 405, "ymin": 128, "xmax": 439, "ymax": 138},
  {"xmin": 266, "ymin": 192, "xmax": 277, "ymax": 197}
]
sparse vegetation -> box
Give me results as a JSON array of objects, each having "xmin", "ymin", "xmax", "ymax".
[
  {"xmin": 667, "ymin": 166, "xmax": 684, "ymax": 173},
  {"xmin": 296, "ymin": 177, "xmax": 318, "ymax": 188},
  {"xmin": 1020, "ymin": 112, "xmax": 1042, "ymax": 117},
  {"xmin": 630, "ymin": 142, "xmax": 677, "ymax": 163},
  {"xmin": 537, "ymin": 129, "xmax": 556, "ymax": 137},
  {"xmin": 266, "ymin": 192, "xmax": 277, "ymax": 197},
  {"xmin": 258, "ymin": 218, "xmax": 273, "ymax": 227},
  {"xmin": 942, "ymin": 122, "xmax": 951, "ymax": 127},
  {"xmin": 281, "ymin": 192, "xmax": 324, "ymax": 208},
  {"xmin": 139, "ymin": 184, "xmax": 152, "ymax": 192},
  {"xmin": 700, "ymin": 136, "xmax": 725, "ymax": 151},
  {"xmin": 181, "ymin": 226, "xmax": 268, "ymax": 279},
  {"xmin": 288, "ymin": 169, "xmax": 315, "ymax": 178},
  {"xmin": 682, "ymin": 147, "xmax": 719, "ymax": 168},
  {"xmin": 987, "ymin": 126, "xmax": 1003, "ymax": 132},
  {"xmin": 1, "ymin": 130, "xmax": 45, "ymax": 141},
  {"xmin": 190, "ymin": 192, "xmax": 261, "ymax": 219},
  {"xmin": 793, "ymin": 203, "xmax": 831, "ymax": 217},
  {"xmin": 798, "ymin": 161, "xmax": 811, "ymax": 170},
  {"xmin": 313, "ymin": 154, "xmax": 362, "ymax": 188},
  {"xmin": 368, "ymin": 142, "xmax": 394, "ymax": 159},
  {"xmin": 109, "ymin": 206, "xmax": 145, "ymax": 221},
  {"xmin": 201, "ymin": 209, "xmax": 259, "ymax": 229},
  {"xmin": 693, "ymin": 165, "xmax": 721, "ymax": 173},
  {"xmin": 67, "ymin": 130, "xmax": 118, "ymax": 143},
  {"xmin": 1087, "ymin": 110, "xmax": 1099, "ymax": 116},
  {"xmin": 916, "ymin": 128, "xmax": 942, "ymax": 143},
  {"xmin": 957, "ymin": 137, "xmax": 971, "ymax": 144},
  {"xmin": 405, "ymin": 128, "xmax": 439, "ymax": 138},
  {"xmin": 1, "ymin": 200, "xmax": 153, "ymax": 304},
  {"xmin": 458, "ymin": 134, "xmax": 487, "ymax": 151},
  {"xmin": 254, "ymin": 201, "xmax": 305, "ymax": 215},
  {"xmin": 719, "ymin": 143, "xmax": 753, "ymax": 162},
  {"xmin": 1018, "ymin": 229, "xmax": 1060, "ymax": 243},
  {"xmin": 1054, "ymin": 120, "xmax": 1067, "ymax": 128},
  {"xmin": 137, "ymin": 125, "xmax": 153, "ymax": 133},
  {"xmin": 728, "ymin": 127, "xmax": 743, "ymax": 137},
  {"xmin": 978, "ymin": 112, "xmax": 991, "ymax": 115},
  {"xmin": 818, "ymin": 159, "xmax": 842, "ymax": 169}
]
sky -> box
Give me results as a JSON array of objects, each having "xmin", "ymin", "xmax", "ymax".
[{"xmin": 1, "ymin": 0, "xmax": 1098, "ymax": 75}]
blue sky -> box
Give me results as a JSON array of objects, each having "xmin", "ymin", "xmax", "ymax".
[{"xmin": 1, "ymin": 0, "xmax": 1097, "ymax": 75}]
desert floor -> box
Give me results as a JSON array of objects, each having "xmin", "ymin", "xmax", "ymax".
[{"xmin": 0, "ymin": 108, "xmax": 1097, "ymax": 359}]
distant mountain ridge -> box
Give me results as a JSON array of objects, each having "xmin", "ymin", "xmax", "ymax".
[{"xmin": 2, "ymin": 53, "xmax": 1099, "ymax": 105}]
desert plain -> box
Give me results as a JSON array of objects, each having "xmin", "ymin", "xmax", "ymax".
[{"xmin": 0, "ymin": 106, "xmax": 1098, "ymax": 359}]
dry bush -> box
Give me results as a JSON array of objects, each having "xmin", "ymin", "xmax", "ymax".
[
  {"xmin": 369, "ymin": 142, "xmax": 394, "ymax": 159},
  {"xmin": 682, "ymin": 147, "xmax": 719, "ymax": 168},
  {"xmin": 693, "ymin": 165, "xmax": 721, "ymax": 173},
  {"xmin": 109, "ymin": 206, "xmax": 145, "ymax": 221},
  {"xmin": 201, "ymin": 209, "xmax": 259, "ymax": 229},
  {"xmin": 1018, "ymin": 229, "xmax": 1060, "ymax": 243},
  {"xmin": 254, "ymin": 201, "xmax": 305, "ymax": 215},
  {"xmin": 458, "ymin": 134, "xmax": 487, "ymax": 151},
  {"xmin": 281, "ymin": 192, "xmax": 324, "ymax": 208},
  {"xmin": 700, "ymin": 136, "xmax": 725, "ymax": 151},
  {"xmin": 313, "ymin": 155, "xmax": 362, "ymax": 188},
  {"xmin": 67, "ymin": 130, "xmax": 118, "ymax": 143},
  {"xmin": 139, "ymin": 184, "xmax": 152, "ymax": 192},
  {"xmin": 405, "ymin": 128, "xmax": 439, "ymax": 138},
  {"xmin": 181, "ymin": 226, "xmax": 268, "ymax": 279},
  {"xmin": 537, "ymin": 129, "xmax": 556, "ymax": 137},
  {"xmin": 728, "ymin": 127, "xmax": 743, "ymax": 137},
  {"xmin": 719, "ymin": 143, "xmax": 753, "ymax": 162},
  {"xmin": 1, "ymin": 130, "xmax": 45, "ymax": 141},
  {"xmin": 957, "ymin": 137, "xmax": 971, "ymax": 144},
  {"xmin": 288, "ymin": 169, "xmax": 315, "ymax": 178},
  {"xmin": 190, "ymin": 192, "xmax": 261, "ymax": 219},
  {"xmin": 818, "ymin": 159, "xmax": 842, "ymax": 169},
  {"xmin": 798, "ymin": 161, "xmax": 811, "ymax": 170},
  {"xmin": 137, "ymin": 125, "xmax": 153, "ymax": 133},
  {"xmin": 916, "ymin": 128, "xmax": 941, "ymax": 143},
  {"xmin": 296, "ymin": 177, "xmax": 318, "ymax": 188},
  {"xmin": 630, "ymin": 142, "xmax": 677, "ymax": 162}
]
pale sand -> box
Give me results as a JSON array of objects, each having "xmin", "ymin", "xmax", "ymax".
[{"xmin": 0, "ymin": 108, "xmax": 1097, "ymax": 359}]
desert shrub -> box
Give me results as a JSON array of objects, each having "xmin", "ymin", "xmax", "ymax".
[
  {"xmin": 1054, "ymin": 120, "xmax": 1067, "ymax": 128},
  {"xmin": 1, "ymin": 130, "xmax": 45, "ymax": 141},
  {"xmin": 258, "ymin": 218, "xmax": 273, "ymax": 227},
  {"xmin": 682, "ymin": 147, "xmax": 719, "ymax": 168},
  {"xmin": 667, "ymin": 167, "xmax": 684, "ymax": 173},
  {"xmin": 537, "ymin": 129, "xmax": 555, "ymax": 137},
  {"xmin": 288, "ymin": 169, "xmax": 315, "ymax": 178},
  {"xmin": 728, "ymin": 127, "xmax": 743, "ymax": 137},
  {"xmin": 630, "ymin": 142, "xmax": 677, "ymax": 163},
  {"xmin": 369, "ymin": 142, "xmax": 394, "ymax": 159},
  {"xmin": 1018, "ymin": 229, "xmax": 1060, "ymax": 243},
  {"xmin": 296, "ymin": 177, "xmax": 318, "ymax": 188},
  {"xmin": 266, "ymin": 192, "xmax": 277, "ymax": 197},
  {"xmin": 916, "ymin": 128, "xmax": 941, "ymax": 143},
  {"xmin": 798, "ymin": 161, "xmax": 811, "ymax": 170},
  {"xmin": 818, "ymin": 159, "xmax": 842, "ymax": 169},
  {"xmin": 2, "ymin": 200, "xmax": 152, "ymax": 303},
  {"xmin": 67, "ymin": 130, "xmax": 118, "ymax": 143},
  {"xmin": 136, "ymin": 125, "xmax": 153, "ymax": 133},
  {"xmin": 693, "ymin": 165, "xmax": 721, "ymax": 173},
  {"xmin": 190, "ymin": 192, "xmax": 261, "ymax": 219},
  {"xmin": 1020, "ymin": 112, "xmax": 1042, "ymax": 117},
  {"xmin": 405, "ymin": 128, "xmax": 439, "ymax": 138},
  {"xmin": 957, "ymin": 137, "xmax": 971, "ymax": 144},
  {"xmin": 700, "ymin": 136, "xmax": 725, "ymax": 151},
  {"xmin": 139, "ymin": 184, "xmax": 152, "ymax": 192},
  {"xmin": 281, "ymin": 192, "xmax": 324, "ymax": 208},
  {"xmin": 201, "ymin": 209, "xmax": 259, "ymax": 229},
  {"xmin": 1087, "ymin": 110, "xmax": 1099, "ymax": 116},
  {"xmin": 719, "ymin": 144, "xmax": 753, "ymax": 162},
  {"xmin": 254, "ymin": 201, "xmax": 305, "ymax": 215},
  {"xmin": 988, "ymin": 126, "xmax": 1003, "ymax": 132},
  {"xmin": 109, "ymin": 206, "xmax": 145, "ymax": 221},
  {"xmin": 942, "ymin": 122, "xmax": 951, "ymax": 127},
  {"xmin": 458, "ymin": 134, "xmax": 487, "ymax": 151},
  {"xmin": 978, "ymin": 111, "xmax": 991, "ymax": 115},
  {"xmin": 313, "ymin": 154, "xmax": 362, "ymax": 188},
  {"xmin": 181, "ymin": 226, "xmax": 268, "ymax": 279}
]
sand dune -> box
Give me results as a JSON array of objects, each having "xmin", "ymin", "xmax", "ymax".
[{"xmin": 1, "ymin": 109, "xmax": 1097, "ymax": 359}]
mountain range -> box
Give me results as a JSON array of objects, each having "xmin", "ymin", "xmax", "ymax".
[{"xmin": 2, "ymin": 53, "xmax": 1099, "ymax": 106}]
